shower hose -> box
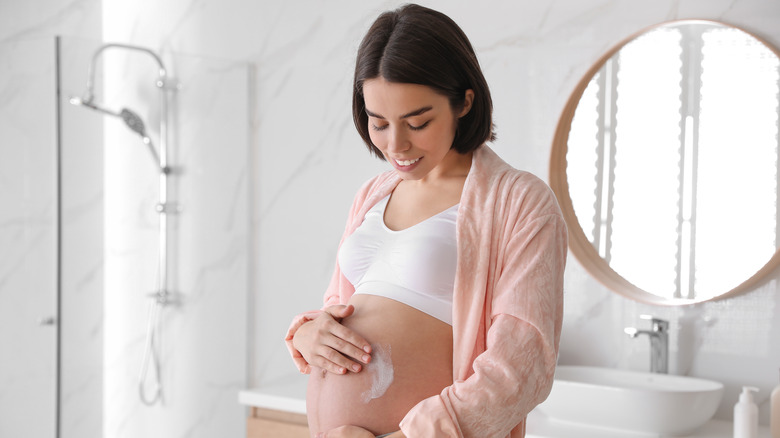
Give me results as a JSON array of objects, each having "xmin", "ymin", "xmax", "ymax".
[{"xmin": 139, "ymin": 290, "xmax": 165, "ymax": 406}]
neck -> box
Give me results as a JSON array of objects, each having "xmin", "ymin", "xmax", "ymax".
[{"xmin": 416, "ymin": 149, "xmax": 473, "ymax": 186}]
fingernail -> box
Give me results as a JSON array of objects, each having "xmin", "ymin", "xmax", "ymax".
[
  {"xmin": 352, "ymin": 364, "xmax": 361, "ymax": 372},
  {"xmin": 339, "ymin": 367, "xmax": 346, "ymax": 374},
  {"xmin": 363, "ymin": 345, "xmax": 371, "ymax": 353},
  {"xmin": 362, "ymin": 354, "xmax": 371, "ymax": 363}
]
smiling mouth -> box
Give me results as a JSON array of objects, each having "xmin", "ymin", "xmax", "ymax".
[{"xmin": 395, "ymin": 157, "xmax": 421, "ymax": 166}]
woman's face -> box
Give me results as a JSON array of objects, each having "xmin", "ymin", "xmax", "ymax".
[{"xmin": 362, "ymin": 77, "xmax": 473, "ymax": 181}]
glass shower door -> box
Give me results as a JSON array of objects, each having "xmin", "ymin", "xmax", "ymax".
[{"xmin": 0, "ymin": 37, "xmax": 59, "ymax": 438}]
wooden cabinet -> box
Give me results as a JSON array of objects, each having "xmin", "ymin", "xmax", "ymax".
[{"xmin": 247, "ymin": 407, "xmax": 309, "ymax": 438}]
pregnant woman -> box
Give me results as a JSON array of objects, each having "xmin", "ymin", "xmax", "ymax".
[{"xmin": 285, "ymin": 4, "xmax": 567, "ymax": 438}]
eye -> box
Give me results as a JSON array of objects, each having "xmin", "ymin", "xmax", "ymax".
[
  {"xmin": 409, "ymin": 120, "xmax": 431, "ymax": 131},
  {"xmin": 371, "ymin": 123, "xmax": 388, "ymax": 132}
]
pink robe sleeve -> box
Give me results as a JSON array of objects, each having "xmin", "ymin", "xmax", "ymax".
[{"xmin": 400, "ymin": 213, "xmax": 567, "ymax": 437}]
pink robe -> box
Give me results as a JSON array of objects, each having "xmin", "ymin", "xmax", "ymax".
[{"xmin": 285, "ymin": 145, "xmax": 567, "ymax": 437}]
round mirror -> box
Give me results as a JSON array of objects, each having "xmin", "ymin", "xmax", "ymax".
[{"xmin": 550, "ymin": 20, "xmax": 780, "ymax": 305}]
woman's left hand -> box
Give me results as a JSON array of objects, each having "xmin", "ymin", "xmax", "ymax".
[{"xmin": 315, "ymin": 425, "xmax": 375, "ymax": 438}]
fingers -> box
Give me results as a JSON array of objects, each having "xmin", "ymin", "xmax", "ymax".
[
  {"xmin": 294, "ymin": 311, "xmax": 372, "ymax": 375},
  {"xmin": 328, "ymin": 318, "xmax": 372, "ymax": 356},
  {"xmin": 314, "ymin": 344, "xmax": 359, "ymax": 374},
  {"xmin": 319, "ymin": 306, "xmax": 372, "ymax": 357},
  {"xmin": 320, "ymin": 334, "xmax": 372, "ymax": 373},
  {"xmin": 311, "ymin": 323, "xmax": 371, "ymax": 374},
  {"xmin": 323, "ymin": 304, "xmax": 355, "ymax": 320}
]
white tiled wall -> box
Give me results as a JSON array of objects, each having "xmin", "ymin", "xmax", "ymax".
[{"xmin": 2, "ymin": 0, "xmax": 780, "ymax": 436}]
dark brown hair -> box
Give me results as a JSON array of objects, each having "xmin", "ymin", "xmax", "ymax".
[{"xmin": 352, "ymin": 4, "xmax": 496, "ymax": 159}]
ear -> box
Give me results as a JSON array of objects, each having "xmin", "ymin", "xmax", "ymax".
[{"xmin": 458, "ymin": 89, "xmax": 475, "ymax": 118}]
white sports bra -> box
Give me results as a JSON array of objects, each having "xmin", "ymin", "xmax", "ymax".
[{"xmin": 338, "ymin": 195, "xmax": 458, "ymax": 325}]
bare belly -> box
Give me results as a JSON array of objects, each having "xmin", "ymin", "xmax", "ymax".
[{"xmin": 306, "ymin": 294, "xmax": 453, "ymax": 436}]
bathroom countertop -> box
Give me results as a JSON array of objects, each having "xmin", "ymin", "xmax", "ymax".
[
  {"xmin": 239, "ymin": 380, "xmax": 770, "ymax": 438},
  {"xmin": 238, "ymin": 376, "xmax": 307, "ymax": 415}
]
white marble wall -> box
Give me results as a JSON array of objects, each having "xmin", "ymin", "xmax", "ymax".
[{"xmin": 3, "ymin": 0, "xmax": 780, "ymax": 436}]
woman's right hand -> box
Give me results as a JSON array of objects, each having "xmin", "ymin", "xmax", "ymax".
[{"xmin": 292, "ymin": 304, "xmax": 372, "ymax": 374}]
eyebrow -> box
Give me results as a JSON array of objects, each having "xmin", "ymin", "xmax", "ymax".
[{"xmin": 365, "ymin": 106, "xmax": 433, "ymax": 120}]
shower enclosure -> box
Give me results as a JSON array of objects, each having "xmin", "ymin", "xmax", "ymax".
[{"xmin": 0, "ymin": 35, "xmax": 252, "ymax": 438}]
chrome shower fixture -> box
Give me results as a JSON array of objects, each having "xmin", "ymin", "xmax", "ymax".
[{"xmin": 70, "ymin": 42, "xmax": 178, "ymax": 407}]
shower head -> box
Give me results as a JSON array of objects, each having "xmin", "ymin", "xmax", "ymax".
[
  {"xmin": 69, "ymin": 97, "xmax": 161, "ymax": 169},
  {"xmin": 120, "ymin": 108, "xmax": 147, "ymax": 137},
  {"xmin": 118, "ymin": 108, "xmax": 160, "ymax": 166}
]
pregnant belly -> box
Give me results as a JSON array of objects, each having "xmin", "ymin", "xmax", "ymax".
[{"xmin": 306, "ymin": 294, "xmax": 453, "ymax": 436}]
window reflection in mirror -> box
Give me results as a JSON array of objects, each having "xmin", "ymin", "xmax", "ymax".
[{"xmin": 557, "ymin": 21, "xmax": 780, "ymax": 303}]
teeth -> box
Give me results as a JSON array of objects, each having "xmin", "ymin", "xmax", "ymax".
[{"xmin": 395, "ymin": 157, "xmax": 420, "ymax": 166}]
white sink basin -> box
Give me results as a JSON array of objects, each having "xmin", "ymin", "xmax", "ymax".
[{"xmin": 535, "ymin": 366, "xmax": 724, "ymax": 436}]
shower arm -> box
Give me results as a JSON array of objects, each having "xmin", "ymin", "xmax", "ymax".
[{"xmin": 82, "ymin": 43, "xmax": 169, "ymax": 104}]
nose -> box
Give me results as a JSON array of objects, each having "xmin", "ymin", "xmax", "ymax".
[{"xmin": 386, "ymin": 125, "xmax": 410, "ymax": 153}]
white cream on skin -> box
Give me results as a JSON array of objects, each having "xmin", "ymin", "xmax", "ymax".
[{"xmin": 361, "ymin": 343, "xmax": 394, "ymax": 403}]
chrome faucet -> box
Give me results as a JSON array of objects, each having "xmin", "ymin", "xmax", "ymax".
[{"xmin": 624, "ymin": 315, "xmax": 669, "ymax": 374}]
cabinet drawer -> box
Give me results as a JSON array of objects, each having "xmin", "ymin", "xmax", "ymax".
[{"xmin": 247, "ymin": 407, "xmax": 308, "ymax": 438}]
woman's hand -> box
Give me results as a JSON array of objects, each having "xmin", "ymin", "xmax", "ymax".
[
  {"xmin": 292, "ymin": 304, "xmax": 372, "ymax": 374},
  {"xmin": 315, "ymin": 425, "xmax": 376, "ymax": 438}
]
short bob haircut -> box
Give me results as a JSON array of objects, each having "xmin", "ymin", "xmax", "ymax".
[{"xmin": 352, "ymin": 4, "xmax": 496, "ymax": 159}]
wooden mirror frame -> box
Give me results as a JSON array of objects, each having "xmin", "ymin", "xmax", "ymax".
[{"xmin": 549, "ymin": 19, "xmax": 780, "ymax": 305}]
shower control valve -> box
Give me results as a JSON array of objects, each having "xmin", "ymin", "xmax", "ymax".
[
  {"xmin": 147, "ymin": 290, "xmax": 180, "ymax": 306},
  {"xmin": 155, "ymin": 202, "xmax": 181, "ymax": 214},
  {"xmin": 156, "ymin": 77, "xmax": 181, "ymax": 91},
  {"xmin": 147, "ymin": 290, "xmax": 169, "ymax": 304}
]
